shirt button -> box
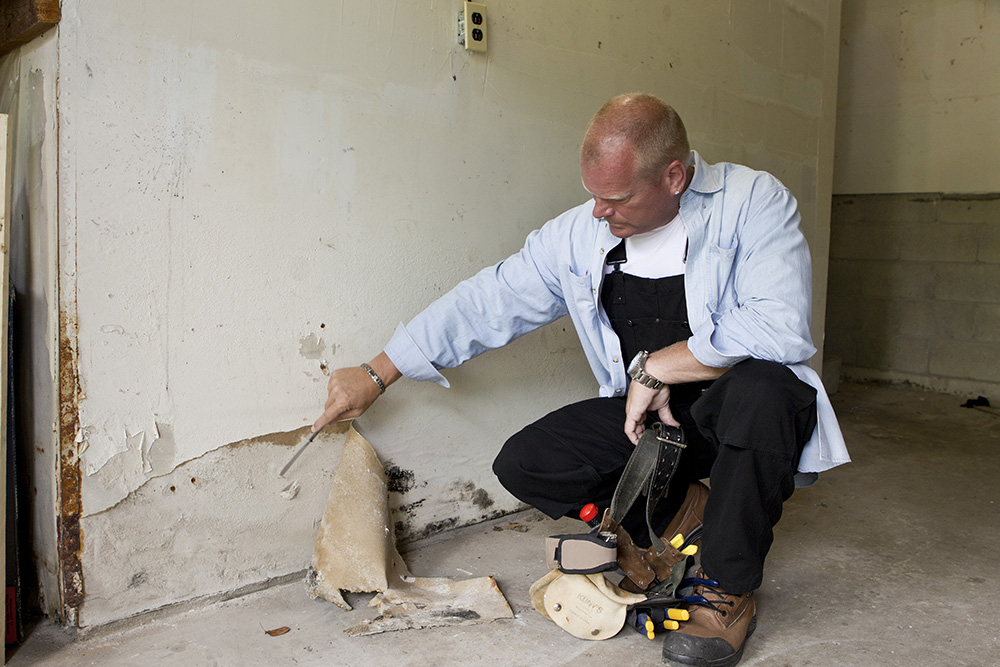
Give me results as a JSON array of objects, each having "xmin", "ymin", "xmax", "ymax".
[
  {"xmin": 612, "ymin": 357, "xmax": 619, "ymax": 363},
  {"xmin": 599, "ymin": 248, "xmax": 605, "ymax": 255},
  {"xmin": 615, "ymin": 389, "xmax": 622, "ymax": 394},
  {"xmin": 592, "ymin": 289, "xmax": 597, "ymax": 296}
]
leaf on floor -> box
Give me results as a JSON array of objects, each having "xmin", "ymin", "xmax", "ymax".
[{"xmin": 265, "ymin": 626, "xmax": 291, "ymax": 637}]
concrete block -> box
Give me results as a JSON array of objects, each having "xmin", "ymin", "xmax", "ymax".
[
  {"xmin": 825, "ymin": 259, "xmax": 862, "ymax": 297},
  {"xmin": 856, "ymin": 298, "xmax": 974, "ymax": 344},
  {"xmin": 859, "ymin": 260, "xmax": 936, "ymax": 300},
  {"xmin": 856, "ymin": 334, "xmax": 929, "ymax": 375},
  {"xmin": 830, "ymin": 196, "xmax": 867, "ymax": 225},
  {"xmin": 858, "ymin": 194, "xmax": 939, "ymax": 226},
  {"xmin": 973, "ymin": 304, "xmax": 1000, "ymax": 343},
  {"xmin": 821, "ymin": 322, "xmax": 858, "ymax": 366},
  {"xmin": 829, "ymin": 223, "xmax": 902, "ymax": 261},
  {"xmin": 915, "ymin": 301, "xmax": 977, "ymax": 342},
  {"xmin": 859, "ymin": 296, "xmax": 897, "ymax": 338},
  {"xmin": 938, "ymin": 197, "xmax": 1000, "ymax": 225},
  {"xmin": 899, "ymin": 224, "xmax": 979, "ymax": 263},
  {"xmin": 824, "ymin": 292, "xmax": 862, "ymax": 325},
  {"xmin": 978, "ymin": 221, "xmax": 1000, "ymax": 264},
  {"xmin": 929, "ymin": 339, "xmax": 1000, "ymax": 383},
  {"xmin": 934, "ymin": 264, "xmax": 1000, "ymax": 303}
]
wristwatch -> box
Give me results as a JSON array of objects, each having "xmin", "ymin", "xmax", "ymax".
[{"xmin": 627, "ymin": 350, "xmax": 666, "ymax": 390}]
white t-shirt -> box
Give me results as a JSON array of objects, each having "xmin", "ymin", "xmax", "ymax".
[{"xmin": 604, "ymin": 216, "xmax": 687, "ymax": 278}]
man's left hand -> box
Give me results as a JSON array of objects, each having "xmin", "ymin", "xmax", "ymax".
[{"xmin": 624, "ymin": 381, "xmax": 679, "ymax": 445}]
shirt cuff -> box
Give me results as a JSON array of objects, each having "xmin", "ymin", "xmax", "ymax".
[
  {"xmin": 687, "ymin": 317, "xmax": 748, "ymax": 369},
  {"xmin": 384, "ymin": 322, "xmax": 451, "ymax": 388}
]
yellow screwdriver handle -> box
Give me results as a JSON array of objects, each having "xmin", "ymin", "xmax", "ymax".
[{"xmin": 667, "ymin": 608, "xmax": 690, "ymax": 622}]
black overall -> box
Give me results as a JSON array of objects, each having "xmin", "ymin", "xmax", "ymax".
[{"xmin": 492, "ymin": 241, "xmax": 819, "ymax": 593}]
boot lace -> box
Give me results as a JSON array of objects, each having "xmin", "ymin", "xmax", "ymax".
[{"xmin": 679, "ymin": 575, "xmax": 736, "ymax": 617}]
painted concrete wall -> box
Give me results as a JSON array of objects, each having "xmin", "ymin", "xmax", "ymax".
[
  {"xmin": 827, "ymin": 194, "xmax": 1000, "ymax": 397},
  {"xmin": 0, "ymin": 33, "xmax": 61, "ymax": 619},
  {"xmin": 835, "ymin": 0, "xmax": 1000, "ymax": 194},
  {"xmin": 50, "ymin": 0, "xmax": 842, "ymax": 626},
  {"xmin": 829, "ymin": 1, "xmax": 999, "ymax": 393}
]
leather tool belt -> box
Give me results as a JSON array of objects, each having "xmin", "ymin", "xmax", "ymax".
[{"xmin": 546, "ymin": 423, "xmax": 698, "ymax": 592}]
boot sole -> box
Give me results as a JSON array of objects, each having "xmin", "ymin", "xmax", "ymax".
[{"xmin": 662, "ymin": 616, "xmax": 757, "ymax": 667}]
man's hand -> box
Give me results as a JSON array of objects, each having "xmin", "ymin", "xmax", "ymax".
[
  {"xmin": 622, "ymin": 341, "xmax": 730, "ymax": 444},
  {"xmin": 624, "ymin": 381, "xmax": 679, "ymax": 445},
  {"xmin": 312, "ymin": 352, "xmax": 401, "ymax": 432}
]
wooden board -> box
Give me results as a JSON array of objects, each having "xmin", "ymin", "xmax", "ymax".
[{"xmin": 0, "ymin": 0, "xmax": 60, "ymax": 57}]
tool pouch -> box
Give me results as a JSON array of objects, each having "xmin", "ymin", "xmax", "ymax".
[
  {"xmin": 545, "ymin": 423, "xmax": 701, "ymax": 594},
  {"xmin": 598, "ymin": 423, "xmax": 705, "ymax": 594},
  {"xmin": 544, "ymin": 533, "xmax": 618, "ymax": 575}
]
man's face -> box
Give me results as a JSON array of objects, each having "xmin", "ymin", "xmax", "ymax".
[{"xmin": 580, "ymin": 147, "xmax": 677, "ymax": 239}]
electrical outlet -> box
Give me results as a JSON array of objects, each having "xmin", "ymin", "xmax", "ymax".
[{"xmin": 459, "ymin": 2, "xmax": 487, "ymax": 53}]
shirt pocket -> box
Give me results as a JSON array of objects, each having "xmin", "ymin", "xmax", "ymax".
[
  {"xmin": 706, "ymin": 243, "xmax": 738, "ymax": 312},
  {"xmin": 563, "ymin": 267, "xmax": 597, "ymax": 320}
]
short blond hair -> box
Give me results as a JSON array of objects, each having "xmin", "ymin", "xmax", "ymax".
[{"xmin": 581, "ymin": 93, "xmax": 690, "ymax": 180}]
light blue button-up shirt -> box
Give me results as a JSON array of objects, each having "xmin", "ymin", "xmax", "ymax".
[{"xmin": 385, "ymin": 151, "xmax": 849, "ymax": 474}]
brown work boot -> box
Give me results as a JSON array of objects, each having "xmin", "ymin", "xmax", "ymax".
[
  {"xmin": 615, "ymin": 482, "xmax": 710, "ymax": 593},
  {"xmin": 661, "ymin": 570, "xmax": 756, "ymax": 667}
]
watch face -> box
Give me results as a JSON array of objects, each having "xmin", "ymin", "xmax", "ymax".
[{"xmin": 628, "ymin": 351, "xmax": 646, "ymax": 377}]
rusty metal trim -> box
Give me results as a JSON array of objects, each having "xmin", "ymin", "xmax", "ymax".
[{"xmin": 57, "ymin": 303, "xmax": 83, "ymax": 622}]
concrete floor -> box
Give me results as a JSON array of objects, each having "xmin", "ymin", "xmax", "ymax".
[{"xmin": 7, "ymin": 382, "xmax": 1000, "ymax": 666}]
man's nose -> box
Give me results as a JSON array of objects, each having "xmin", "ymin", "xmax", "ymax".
[{"xmin": 592, "ymin": 198, "xmax": 613, "ymax": 219}]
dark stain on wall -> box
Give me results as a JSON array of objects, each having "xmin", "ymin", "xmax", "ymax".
[
  {"xmin": 384, "ymin": 462, "xmax": 416, "ymax": 494},
  {"xmin": 457, "ymin": 481, "xmax": 494, "ymax": 509}
]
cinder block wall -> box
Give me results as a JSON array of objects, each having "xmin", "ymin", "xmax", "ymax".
[{"xmin": 826, "ymin": 194, "xmax": 1000, "ymax": 397}]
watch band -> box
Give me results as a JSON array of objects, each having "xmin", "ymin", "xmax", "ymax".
[
  {"xmin": 628, "ymin": 351, "xmax": 666, "ymax": 390},
  {"xmin": 360, "ymin": 362, "xmax": 386, "ymax": 394}
]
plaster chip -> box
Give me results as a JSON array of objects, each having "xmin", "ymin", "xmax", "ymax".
[{"xmin": 306, "ymin": 424, "xmax": 513, "ymax": 634}]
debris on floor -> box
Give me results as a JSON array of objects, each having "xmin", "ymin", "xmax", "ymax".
[
  {"xmin": 960, "ymin": 395, "xmax": 990, "ymax": 408},
  {"xmin": 492, "ymin": 522, "xmax": 530, "ymax": 532},
  {"xmin": 305, "ymin": 424, "xmax": 514, "ymax": 635},
  {"xmin": 960, "ymin": 395, "xmax": 998, "ymax": 416}
]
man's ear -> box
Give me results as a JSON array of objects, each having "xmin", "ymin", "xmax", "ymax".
[{"xmin": 662, "ymin": 159, "xmax": 687, "ymax": 195}]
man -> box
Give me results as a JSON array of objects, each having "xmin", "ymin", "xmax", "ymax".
[{"xmin": 314, "ymin": 93, "xmax": 849, "ymax": 666}]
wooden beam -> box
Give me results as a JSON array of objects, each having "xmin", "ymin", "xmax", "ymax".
[{"xmin": 0, "ymin": 0, "xmax": 60, "ymax": 58}]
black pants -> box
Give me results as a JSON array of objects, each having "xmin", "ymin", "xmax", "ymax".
[{"xmin": 492, "ymin": 359, "xmax": 817, "ymax": 594}]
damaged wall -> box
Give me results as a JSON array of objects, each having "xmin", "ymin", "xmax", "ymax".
[{"xmin": 50, "ymin": 0, "xmax": 843, "ymax": 626}]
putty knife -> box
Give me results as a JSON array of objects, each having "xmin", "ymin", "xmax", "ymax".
[{"xmin": 280, "ymin": 429, "xmax": 321, "ymax": 477}]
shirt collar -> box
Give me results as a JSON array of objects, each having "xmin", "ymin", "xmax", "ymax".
[{"xmin": 686, "ymin": 150, "xmax": 722, "ymax": 195}]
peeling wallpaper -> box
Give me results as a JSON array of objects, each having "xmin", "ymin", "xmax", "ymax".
[{"xmin": 49, "ymin": 0, "xmax": 842, "ymax": 624}]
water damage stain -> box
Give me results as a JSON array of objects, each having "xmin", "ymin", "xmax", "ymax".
[
  {"xmin": 384, "ymin": 463, "xmax": 416, "ymax": 493},
  {"xmin": 457, "ymin": 481, "xmax": 494, "ymax": 509}
]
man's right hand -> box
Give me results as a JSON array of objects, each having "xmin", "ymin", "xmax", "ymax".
[{"xmin": 312, "ymin": 352, "xmax": 401, "ymax": 432}]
